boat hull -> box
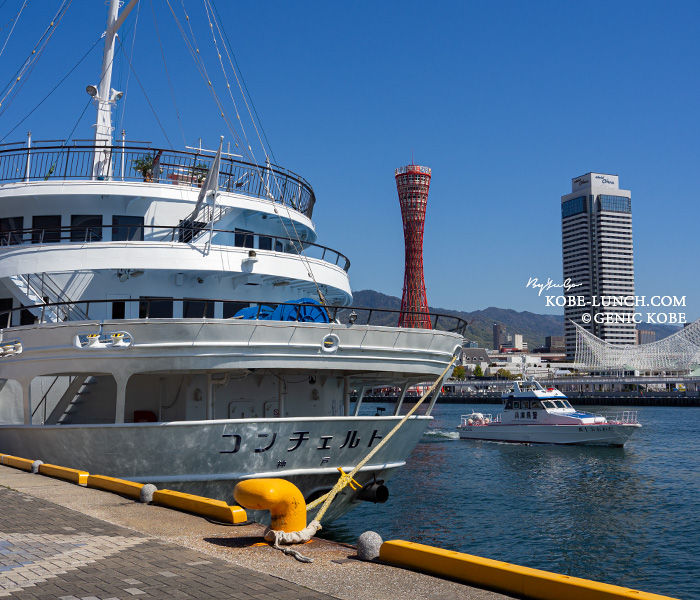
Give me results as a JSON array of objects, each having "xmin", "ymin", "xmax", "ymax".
[
  {"xmin": 457, "ymin": 423, "xmax": 640, "ymax": 446},
  {"xmin": 0, "ymin": 415, "xmax": 430, "ymax": 523}
]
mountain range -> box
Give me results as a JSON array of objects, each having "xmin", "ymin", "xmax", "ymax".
[{"xmin": 351, "ymin": 289, "xmax": 680, "ymax": 350}]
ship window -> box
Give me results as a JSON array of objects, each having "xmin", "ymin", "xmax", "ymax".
[
  {"xmin": 513, "ymin": 401, "xmax": 520, "ymax": 409},
  {"xmin": 259, "ymin": 235, "xmax": 272, "ymax": 251},
  {"xmin": 531, "ymin": 401, "xmax": 543, "ymax": 409},
  {"xmin": 71, "ymin": 215, "xmax": 102, "ymax": 242},
  {"xmin": 184, "ymin": 298, "xmax": 215, "ymax": 318},
  {"xmin": 112, "ymin": 301, "xmax": 125, "ymax": 319},
  {"xmin": 504, "ymin": 399, "xmax": 513, "ymax": 410},
  {"xmin": 0, "ymin": 216, "xmax": 23, "ymax": 245},
  {"xmin": 32, "ymin": 215, "xmax": 61, "ymax": 244},
  {"xmin": 553, "ymin": 400, "xmax": 566, "ymax": 408},
  {"xmin": 223, "ymin": 301, "xmax": 250, "ymax": 318},
  {"xmin": 112, "ymin": 216, "xmax": 144, "ymax": 241},
  {"xmin": 0, "ymin": 298, "xmax": 12, "ymax": 328},
  {"xmin": 521, "ymin": 401, "xmax": 529, "ymax": 409},
  {"xmin": 234, "ymin": 229, "xmax": 254, "ymax": 248},
  {"xmin": 20, "ymin": 305, "xmax": 35, "ymax": 325},
  {"xmin": 139, "ymin": 297, "xmax": 173, "ymax": 318},
  {"xmin": 542, "ymin": 401, "xmax": 555, "ymax": 409}
]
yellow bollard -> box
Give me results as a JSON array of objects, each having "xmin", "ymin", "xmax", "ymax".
[{"xmin": 234, "ymin": 478, "xmax": 306, "ymax": 533}]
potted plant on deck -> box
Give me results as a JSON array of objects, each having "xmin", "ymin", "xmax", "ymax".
[
  {"xmin": 191, "ymin": 162, "xmax": 209, "ymax": 187},
  {"xmin": 132, "ymin": 154, "xmax": 155, "ymax": 182}
]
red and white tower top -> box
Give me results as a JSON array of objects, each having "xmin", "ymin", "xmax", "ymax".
[{"xmin": 395, "ymin": 164, "xmax": 432, "ymax": 329}]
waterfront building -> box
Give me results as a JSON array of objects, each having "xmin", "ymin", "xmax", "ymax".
[
  {"xmin": 637, "ymin": 329, "xmax": 656, "ymax": 345},
  {"xmin": 561, "ymin": 173, "xmax": 635, "ymax": 359},
  {"xmin": 493, "ymin": 323, "xmax": 506, "ymax": 351},
  {"xmin": 546, "ymin": 336, "xmax": 565, "ymax": 352}
]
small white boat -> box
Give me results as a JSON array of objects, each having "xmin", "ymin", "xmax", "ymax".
[{"xmin": 457, "ymin": 378, "xmax": 641, "ymax": 446}]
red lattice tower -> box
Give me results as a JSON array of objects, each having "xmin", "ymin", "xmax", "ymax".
[{"xmin": 395, "ymin": 164, "xmax": 432, "ymax": 328}]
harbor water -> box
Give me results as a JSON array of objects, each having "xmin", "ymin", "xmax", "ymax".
[{"xmin": 321, "ymin": 402, "xmax": 699, "ymax": 600}]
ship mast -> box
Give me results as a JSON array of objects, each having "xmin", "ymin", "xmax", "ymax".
[{"xmin": 91, "ymin": 0, "xmax": 139, "ymax": 179}]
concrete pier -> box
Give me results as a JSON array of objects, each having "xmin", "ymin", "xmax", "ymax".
[{"xmin": 0, "ymin": 465, "xmax": 505, "ymax": 600}]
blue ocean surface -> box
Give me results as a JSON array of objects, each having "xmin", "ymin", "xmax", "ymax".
[{"xmin": 321, "ymin": 402, "xmax": 698, "ymax": 600}]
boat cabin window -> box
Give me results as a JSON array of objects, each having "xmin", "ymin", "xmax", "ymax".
[
  {"xmin": 184, "ymin": 298, "xmax": 215, "ymax": 318},
  {"xmin": 112, "ymin": 216, "xmax": 144, "ymax": 241},
  {"xmin": 541, "ymin": 400, "xmax": 555, "ymax": 409},
  {"xmin": 223, "ymin": 301, "xmax": 250, "ymax": 319},
  {"xmin": 258, "ymin": 235, "xmax": 273, "ymax": 251},
  {"xmin": 235, "ymin": 229, "xmax": 255, "ymax": 248},
  {"xmin": 553, "ymin": 400, "xmax": 567, "ymax": 408},
  {"xmin": 0, "ymin": 216, "xmax": 23, "ymax": 245},
  {"xmin": 513, "ymin": 401, "xmax": 520, "ymax": 409},
  {"xmin": 139, "ymin": 297, "xmax": 173, "ymax": 318},
  {"xmin": 71, "ymin": 215, "xmax": 102, "ymax": 242},
  {"xmin": 20, "ymin": 306, "xmax": 35, "ymax": 325},
  {"xmin": 530, "ymin": 400, "xmax": 543, "ymax": 409},
  {"xmin": 521, "ymin": 401, "xmax": 529, "ymax": 409},
  {"xmin": 32, "ymin": 215, "xmax": 61, "ymax": 244},
  {"xmin": 563, "ymin": 401, "xmax": 573, "ymax": 409},
  {"xmin": 0, "ymin": 298, "xmax": 12, "ymax": 328},
  {"xmin": 112, "ymin": 301, "xmax": 126, "ymax": 319}
]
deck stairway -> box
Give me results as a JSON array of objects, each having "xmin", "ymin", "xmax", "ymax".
[
  {"xmin": 31, "ymin": 376, "xmax": 97, "ymax": 425},
  {"xmin": 179, "ymin": 203, "xmax": 231, "ymax": 244},
  {"xmin": 7, "ymin": 273, "xmax": 88, "ymax": 322}
]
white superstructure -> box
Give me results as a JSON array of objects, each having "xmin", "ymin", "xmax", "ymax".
[{"xmin": 0, "ymin": 1, "xmax": 465, "ymax": 523}]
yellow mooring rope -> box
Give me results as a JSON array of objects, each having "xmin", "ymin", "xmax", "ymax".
[{"xmin": 307, "ymin": 354, "xmax": 459, "ymax": 523}]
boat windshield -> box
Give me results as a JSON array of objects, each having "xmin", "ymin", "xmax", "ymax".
[{"xmin": 553, "ymin": 400, "xmax": 567, "ymax": 408}]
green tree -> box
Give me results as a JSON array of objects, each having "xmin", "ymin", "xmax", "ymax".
[
  {"xmin": 452, "ymin": 366, "xmax": 466, "ymax": 380},
  {"xmin": 497, "ymin": 368, "xmax": 513, "ymax": 379},
  {"xmin": 473, "ymin": 365, "xmax": 484, "ymax": 377}
]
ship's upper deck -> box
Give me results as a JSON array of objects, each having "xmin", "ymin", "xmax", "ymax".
[{"xmin": 0, "ymin": 139, "xmax": 315, "ymax": 219}]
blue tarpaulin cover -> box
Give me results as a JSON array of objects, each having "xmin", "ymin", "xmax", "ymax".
[{"xmin": 233, "ymin": 298, "xmax": 329, "ymax": 323}]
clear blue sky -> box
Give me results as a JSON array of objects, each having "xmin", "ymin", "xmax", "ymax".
[{"xmin": 1, "ymin": 1, "xmax": 698, "ymax": 322}]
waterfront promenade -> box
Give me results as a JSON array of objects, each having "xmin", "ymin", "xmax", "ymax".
[{"xmin": 0, "ymin": 465, "xmax": 506, "ymax": 600}]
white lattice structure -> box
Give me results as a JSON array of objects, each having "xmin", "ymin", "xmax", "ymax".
[{"xmin": 574, "ymin": 319, "xmax": 700, "ymax": 371}]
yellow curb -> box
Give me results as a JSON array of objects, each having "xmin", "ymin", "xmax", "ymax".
[
  {"xmin": 86, "ymin": 474, "xmax": 144, "ymax": 499},
  {"xmin": 152, "ymin": 489, "xmax": 248, "ymax": 524},
  {"xmin": 38, "ymin": 463, "xmax": 89, "ymax": 485},
  {"xmin": 379, "ymin": 541, "xmax": 680, "ymax": 600},
  {"xmin": 0, "ymin": 454, "xmax": 35, "ymax": 471}
]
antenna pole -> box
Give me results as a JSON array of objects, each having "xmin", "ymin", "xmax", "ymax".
[{"xmin": 91, "ymin": 0, "xmax": 139, "ymax": 178}]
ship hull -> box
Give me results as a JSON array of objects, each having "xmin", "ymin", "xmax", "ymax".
[
  {"xmin": 457, "ymin": 423, "xmax": 640, "ymax": 446},
  {"xmin": 0, "ymin": 415, "xmax": 430, "ymax": 523}
]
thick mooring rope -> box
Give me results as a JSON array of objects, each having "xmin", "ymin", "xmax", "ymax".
[
  {"xmin": 308, "ymin": 354, "xmax": 459, "ymax": 523},
  {"xmin": 263, "ymin": 354, "xmax": 458, "ymax": 562}
]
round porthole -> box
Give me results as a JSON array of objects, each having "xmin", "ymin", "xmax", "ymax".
[{"xmin": 322, "ymin": 333, "xmax": 339, "ymax": 353}]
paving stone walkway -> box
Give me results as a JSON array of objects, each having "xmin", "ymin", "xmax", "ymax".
[{"xmin": 0, "ymin": 487, "xmax": 336, "ymax": 600}]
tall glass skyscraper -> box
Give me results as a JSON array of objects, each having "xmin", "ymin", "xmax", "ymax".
[{"xmin": 561, "ymin": 173, "xmax": 635, "ymax": 359}]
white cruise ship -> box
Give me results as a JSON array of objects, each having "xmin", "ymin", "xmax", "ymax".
[{"xmin": 0, "ymin": 1, "xmax": 464, "ymax": 522}]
